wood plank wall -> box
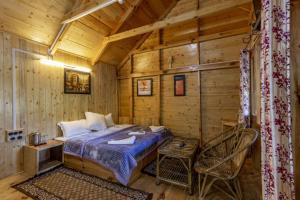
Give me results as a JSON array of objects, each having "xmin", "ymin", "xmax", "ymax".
[
  {"xmin": 201, "ymin": 68, "xmax": 240, "ymax": 142},
  {"xmin": 117, "ymin": 2, "xmax": 262, "ymax": 198},
  {"xmin": 117, "ymin": 31, "xmax": 263, "ymax": 200},
  {"xmin": 118, "ymin": 33, "xmax": 245, "ymax": 143},
  {"xmin": 117, "ymin": 0, "xmax": 247, "ymax": 143},
  {"xmin": 162, "ymin": 73, "xmax": 200, "ymax": 139},
  {"xmin": 0, "ymin": 32, "xmax": 118, "ymax": 178}
]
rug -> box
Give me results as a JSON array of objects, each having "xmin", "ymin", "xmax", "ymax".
[{"xmin": 13, "ymin": 167, "xmax": 152, "ymax": 200}]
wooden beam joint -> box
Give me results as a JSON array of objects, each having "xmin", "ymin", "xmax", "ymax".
[{"xmin": 105, "ymin": 0, "xmax": 251, "ymax": 43}]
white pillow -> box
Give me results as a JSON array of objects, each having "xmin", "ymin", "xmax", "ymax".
[
  {"xmin": 105, "ymin": 113, "xmax": 115, "ymax": 127},
  {"xmin": 85, "ymin": 112, "xmax": 107, "ymax": 131},
  {"xmin": 58, "ymin": 119, "xmax": 89, "ymax": 138}
]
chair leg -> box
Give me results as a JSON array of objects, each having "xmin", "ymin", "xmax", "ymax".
[
  {"xmin": 202, "ymin": 177, "xmax": 218, "ymax": 198},
  {"xmin": 223, "ymin": 180, "xmax": 241, "ymax": 200},
  {"xmin": 199, "ymin": 174, "xmax": 207, "ymax": 200},
  {"xmin": 198, "ymin": 174, "xmax": 201, "ymax": 199},
  {"xmin": 198, "ymin": 174, "xmax": 218, "ymax": 200},
  {"xmin": 221, "ymin": 181, "xmax": 236, "ymax": 200},
  {"xmin": 233, "ymin": 178, "xmax": 242, "ymax": 200}
]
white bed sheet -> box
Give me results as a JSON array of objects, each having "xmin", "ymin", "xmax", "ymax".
[{"xmin": 55, "ymin": 124, "xmax": 134, "ymax": 142}]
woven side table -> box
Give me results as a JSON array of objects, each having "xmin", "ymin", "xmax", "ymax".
[{"xmin": 156, "ymin": 137, "xmax": 199, "ymax": 195}]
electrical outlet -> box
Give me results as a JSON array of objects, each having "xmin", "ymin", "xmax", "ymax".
[{"xmin": 6, "ymin": 129, "xmax": 24, "ymax": 142}]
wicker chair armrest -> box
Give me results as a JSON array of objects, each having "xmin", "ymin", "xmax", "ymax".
[
  {"xmin": 202, "ymin": 128, "xmax": 234, "ymax": 147},
  {"xmin": 204, "ymin": 130, "xmax": 258, "ymax": 173},
  {"xmin": 203, "ymin": 147, "xmax": 247, "ymax": 174},
  {"xmin": 201, "ymin": 123, "xmax": 246, "ymax": 148},
  {"xmin": 200, "ymin": 124, "xmax": 247, "ymax": 154},
  {"xmin": 200, "ymin": 131, "xmax": 238, "ymax": 154}
]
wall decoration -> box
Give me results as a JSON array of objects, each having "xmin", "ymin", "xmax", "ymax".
[
  {"xmin": 64, "ymin": 69, "xmax": 91, "ymax": 94},
  {"xmin": 137, "ymin": 79, "xmax": 152, "ymax": 96},
  {"xmin": 174, "ymin": 75, "xmax": 185, "ymax": 96}
]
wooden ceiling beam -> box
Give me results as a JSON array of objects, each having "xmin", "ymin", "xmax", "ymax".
[
  {"xmin": 91, "ymin": 0, "xmax": 145, "ymax": 64},
  {"xmin": 111, "ymin": 0, "xmax": 144, "ymax": 34},
  {"xmin": 117, "ymin": 32, "xmax": 152, "ymax": 69},
  {"xmin": 117, "ymin": 0, "xmax": 251, "ymax": 69},
  {"xmin": 49, "ymin": 0, "xmax": 124, "ymax": 56},
  {"xmin": 136, "ymin": 26, "xmax": 250, "ymax": 55},
  {"xmin": 118, "ymin": 27, "xmax": 250, "ymax": 74},
  {"xmin": 117, "ymin": 26, "xmax": 250, "ymax": 70},
  {"xmin": 61, "ymin": 0, "xmax": 123, "ymax": 24},
  {"xmin": 48, "ymin": 0, "xmax": 82, "ymax": 55},
  {"xmin": 200, "ymin": 16, "xmax": 249, "ymax": 31},
  {"xmin": 48, "ymin": 23, "xmax": 72, "ymax": 55},
  {"xmin": 118, "ymin": 60, "xmax": 240, "ymax": 79},
  {"xmin": 117, "ymin": 0, "xmax": 179, "ymax": 69},
  {"xmin": 105, "ymin": 0, "xmax": 251, "ymax": 43}
]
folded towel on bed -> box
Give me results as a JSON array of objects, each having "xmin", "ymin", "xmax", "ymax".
[
  {"xmin": 108, "ymin": 136, "xmax": 136, "ymax": 145},
  {"xmin": 128, "ymin": 131, "xmax": 145, "ymax": 136},
  {"xmin": 149, "ymin": 126, "xmax": 165, "ymax": 132}
]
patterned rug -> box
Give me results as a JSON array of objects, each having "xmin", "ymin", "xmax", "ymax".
[{"xmin": 13, "ymin": 167, "xmax": 152, "ymax": 200}]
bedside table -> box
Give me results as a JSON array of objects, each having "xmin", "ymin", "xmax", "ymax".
[
  {"xmin": 24, "ymin": 140, "xmax": 64, "ymax": 176},
  {"xmin": 156, "ymin": 137, "xmax": 199, "ymax": 195}
]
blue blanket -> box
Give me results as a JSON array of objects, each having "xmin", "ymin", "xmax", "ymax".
[{"xmin": 64, "ymin": 126, "xmax": 170, "ymax": 185}]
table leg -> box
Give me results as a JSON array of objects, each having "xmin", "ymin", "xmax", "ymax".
[
  {"xmin": 188, "ymin": 158, "xmax": 193, "ymax": 195},
  {"xmin": 198, "ymin": 173, "xmax": 201, "ymax": 199},
  {"xmin": 156, "ymin": 153, "xmax": 160, "ymax": 185}
]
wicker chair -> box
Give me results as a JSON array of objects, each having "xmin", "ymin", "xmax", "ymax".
[{"xmin": 194, "ymin": 126, "xmax": 258, "ymax": 200}]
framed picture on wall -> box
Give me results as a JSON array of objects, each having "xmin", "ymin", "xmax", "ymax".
[
  {"xmin": 174, "ymin": 75, "xmax": 186, "ymax": 96},
  {"xmin": 64, "ymin": 69, "xmax": 91, "ymax": 94},
  {"xmin": 137, "ymin": 78, "xmax": 152, "ymax": 96}
]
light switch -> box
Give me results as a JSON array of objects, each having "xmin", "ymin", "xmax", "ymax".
[{"xmin": 6, "ymin": 129, "xmax": 24, "ymax": 142}]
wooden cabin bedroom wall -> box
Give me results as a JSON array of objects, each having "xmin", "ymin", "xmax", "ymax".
[
  {"xmin": 118, "ymin": 32, "xmax": 262, "ymax": 199},
  {"xmin": 0, "ymin": 31, "xmax": 118, "ymax": 178},
  {"xmin": 118, "ymin": 35, "xmax": 244, "ymax": 143},
  {"xmin": 117, "ymin": 1, "xmax": 262, "ymax": 198},
  {"xmin": 117, "ymin": 0, "xmax": 249, "ymax": 144}
]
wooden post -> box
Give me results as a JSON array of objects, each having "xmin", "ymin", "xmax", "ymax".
[
  {"xmin": 129, "ymin": 54, "xmax": 134, "ymax": 124},
  {"xmin": 129, "ymin": 77, "xmax": 134, "ymax": 124},
  {"xmin": 197, "ymin": 0, "xmax": 202, "ymax": 145},
  {"xmin": 158, "ymin": 29, "xmax": 164, "ymax": 125},
  {"xmin": 130, "ymin": 54, "xmax": 134, "ymax": 74},
  {"xmin": 198, "ymin": 71, "xmax": 202, "ymax": 146}
]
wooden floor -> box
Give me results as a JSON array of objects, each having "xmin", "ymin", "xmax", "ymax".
[{"xmin": 0, "ymin": 172, "xmax": 229, "ymax": 200}]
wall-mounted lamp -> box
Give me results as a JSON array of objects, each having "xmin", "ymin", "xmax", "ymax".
[{"xmin": 40, "ymin": 59, "xmax": 92, "ymax": 73}]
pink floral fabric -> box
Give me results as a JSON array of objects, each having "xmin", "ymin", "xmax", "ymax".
[
  {"xmin": 239, "ymin": 49, "xmax": 250, "ymax": 127},
  {"xmin": 261, "ymin": 0, "xmax": 295, "ymax": 199}
]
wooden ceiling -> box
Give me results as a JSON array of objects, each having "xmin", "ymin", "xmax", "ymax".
[
  {"xmin": 0, "ymin": 0, "xmax": 253, "ymax": 65},
  {"xmin": 0, "ymin": 0, "xmax": 73, "ymax": 44}
]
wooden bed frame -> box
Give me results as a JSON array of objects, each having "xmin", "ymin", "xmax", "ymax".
[{"xmin": 64, "ymin": 144, "xmax": 159, "ymax": 185}]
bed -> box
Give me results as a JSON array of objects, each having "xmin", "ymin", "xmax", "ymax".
[{"xmin": 56, "ymin": 125, "xmax": 171, "ymax": 185}]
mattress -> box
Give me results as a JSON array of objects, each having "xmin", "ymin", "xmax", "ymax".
[
  {"xmin": 61, "ymin": 125, "xmax": 170, "ymax": 185},
  {"xmin": 55, "ymin": 124, "xmax": 134, "ymax": 142}
]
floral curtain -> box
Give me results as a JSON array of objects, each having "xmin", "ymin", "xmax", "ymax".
[
  {"xmin": 239, "ymin": 49, "xmax": 250, "ymax": 127},
  {"xmin": 261, "ymin": 0, "xmax": 295, "ymax": 199}
]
